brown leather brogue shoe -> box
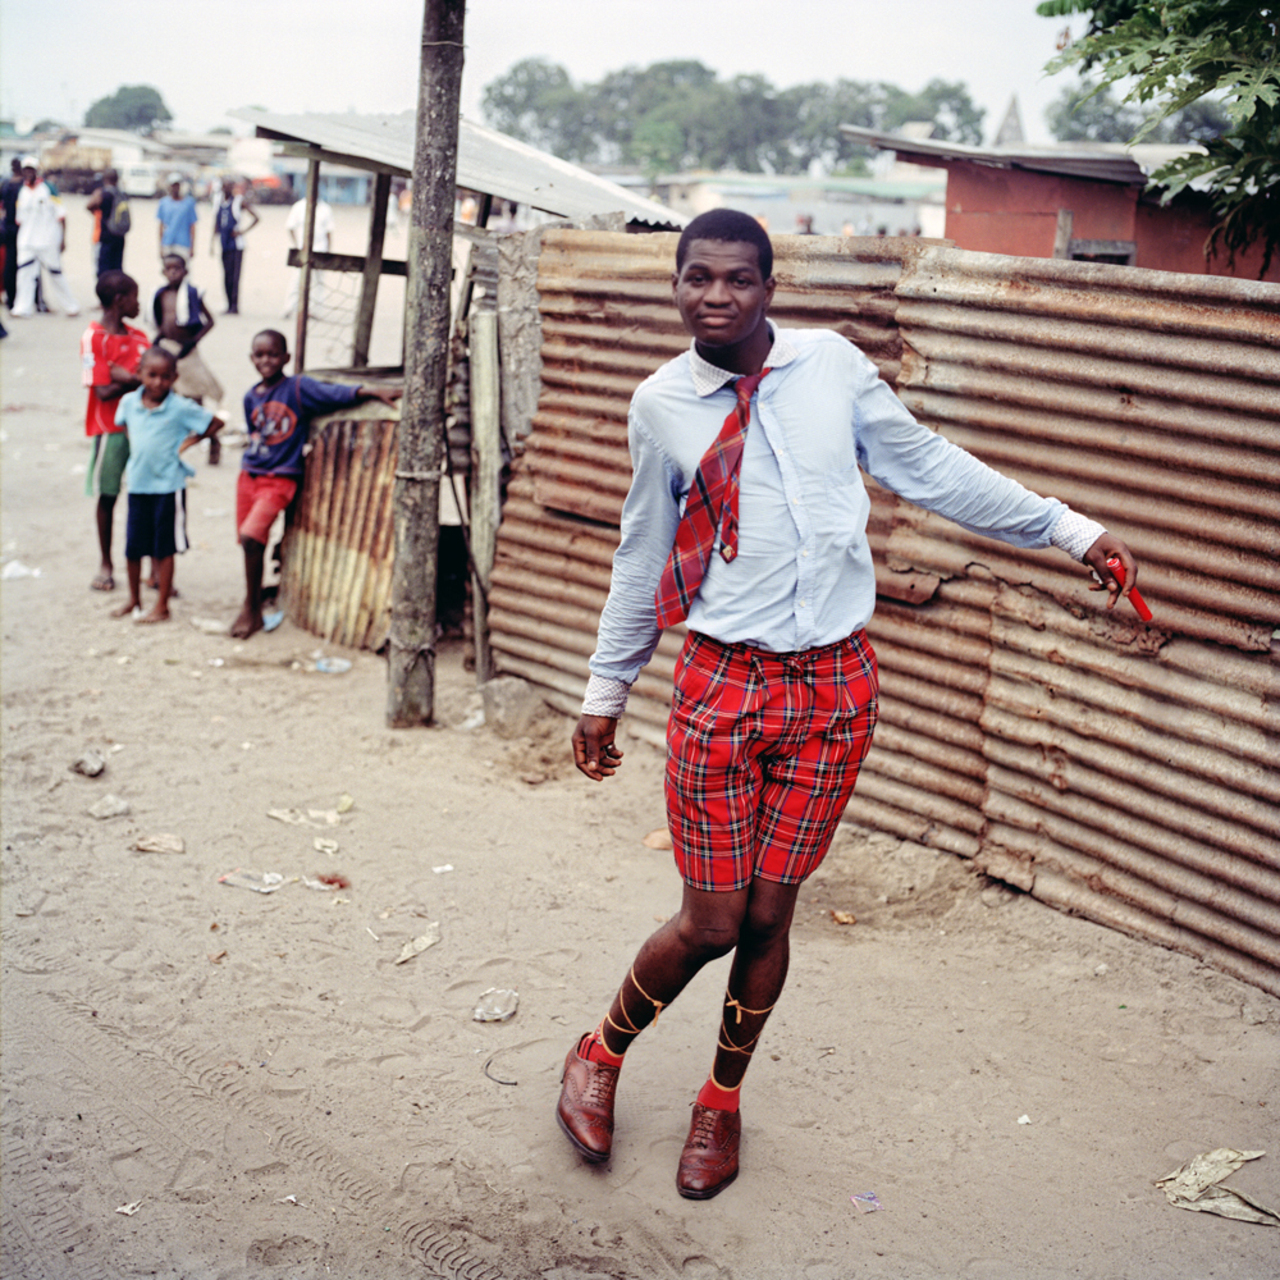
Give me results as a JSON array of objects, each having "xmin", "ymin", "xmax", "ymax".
[
  {"xmin": 556, "ymin": 1034, "xmax": 620, "ymax": 1163},
  {"xmin": 676, "ymin": 1102, "xmax": 742, "ymax": 1199}
]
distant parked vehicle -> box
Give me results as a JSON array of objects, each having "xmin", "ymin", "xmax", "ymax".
[{"xmin": 120, "ymin": 164, "xmax": 163, "ymax": 197}]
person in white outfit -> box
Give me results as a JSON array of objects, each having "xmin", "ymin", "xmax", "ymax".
[
  {"xmin": 282, "ymin": 196, "xmax": 333, "ymax": 319},
  {"xmin": 11, "ymin": 157, "xmax": 80, "ymax": 318}
]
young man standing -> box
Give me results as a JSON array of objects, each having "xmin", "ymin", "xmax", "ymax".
[
  {"xmin": 212, "ymin": 177, "xmax": 258, "ymax": 314},
  {"xmin": 157, "ymin": 175, "xmax": 198, "ymax": 261},
  {"xmin": 559, "ymin": 209, "xmax": 1140, "ymax": 1199},
  {"xmin": 87, "ymin": 169, "xmax": 128, "ymax": 276},
  {"xmin": 11, "ymin": 157, "xmax": 79, "ymax": 318}
]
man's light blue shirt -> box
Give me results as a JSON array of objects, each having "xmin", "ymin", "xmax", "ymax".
[{"xmin": 588, "ymin": 327, "xmax": 1098, "ymax": 699}]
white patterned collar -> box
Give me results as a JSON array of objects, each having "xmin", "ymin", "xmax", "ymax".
[{"xmin": 687, "ymin": 325, "xmax": 799, "ymax": 397}]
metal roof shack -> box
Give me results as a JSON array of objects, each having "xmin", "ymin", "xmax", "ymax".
[
  {"xmin": 229, "ymin": 108, "xmax": 685, "ymax": 229},
  {"xmin": 841, "ymin": 125, "xmax": 1280, "ymax": 283}
]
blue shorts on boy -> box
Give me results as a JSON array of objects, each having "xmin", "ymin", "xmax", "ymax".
[{"xmin": 126, "ymin": 491, "xmax": 189, "ymax": 561}]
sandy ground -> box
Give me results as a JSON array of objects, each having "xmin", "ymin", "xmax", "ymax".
[{"xmin": 2, "ymin": 197, "xmax": 1278, "ymax": 1280}]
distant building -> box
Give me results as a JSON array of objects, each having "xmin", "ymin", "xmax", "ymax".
[
  {"xmin": 642, "ymin": 168, "xmax": 947, "ymax": 239},
  {"xmin": 841, "ymin": 125, "xmax": 1279, "ymax": 282}
]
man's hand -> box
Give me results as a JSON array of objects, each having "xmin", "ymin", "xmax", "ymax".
[
  {"xmin": 572, "ymin": 715, "xmax": 624, "ymax": 782},
  {"xmin": 1083, "ymin": 533, "xmax": 1138, "ymax": 610}
]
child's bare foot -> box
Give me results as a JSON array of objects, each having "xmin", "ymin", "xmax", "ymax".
[
  {"xmin": 230, "ymin": 606, "xmax": 263, "ymax": 639},
  {"xmin": 110, "ymin": 600, "xmax": 140, "ymax": 618},
  {"xmin": 134, "ymin": 606, "xmax": 171, "ymax": 624}
]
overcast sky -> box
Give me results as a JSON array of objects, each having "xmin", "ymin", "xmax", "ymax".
[{"xmin": 2, "ymin": 0, "xmax": 1084, "ymax": 147}]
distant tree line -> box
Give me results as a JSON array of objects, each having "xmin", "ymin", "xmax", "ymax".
[
  {"xmin": 83, "ymin": 85, "xmax": 172, "ymax": 132},
  {"xmin": 481, "ymin": 58, "xmax": 986, "ymax": 175}
]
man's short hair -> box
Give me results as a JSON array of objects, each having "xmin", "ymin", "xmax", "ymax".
[
  {"xmin": 676, "ymin": 209, "xmax": 773, "ymax": 279},
  {"xmin": 95, "ymin": 271, "xmax": 137, "ymax": 309},
  {"xmin": 140, "ymin": 345, "xmax": 178, "ymax": 374}
]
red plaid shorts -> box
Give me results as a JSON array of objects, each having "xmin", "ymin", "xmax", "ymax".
[{"xmin": 665, "ymin": 629, "xmax": 879, "ymax": 891}]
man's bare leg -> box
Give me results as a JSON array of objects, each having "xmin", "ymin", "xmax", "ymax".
[
  {"xmin": 93, "ymin": 495, "xmax": 116, "ymax": 589},
  {"xmin": 230, "ymin": 536, "xmax": 266, "ymax": 638},
  {"xmin": 135, "ymin": 556, "xmax": 174, "ymax": 623}
]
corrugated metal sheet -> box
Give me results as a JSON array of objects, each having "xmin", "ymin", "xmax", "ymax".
[
  {"xmin": 489, "ymin": 230, "xmax": 1280, "ymax": 996},
  {"xmin": 228, "ymin": 109, "xmax": 685, "ymax": 227},
  {"xmin": 282, "ymin": 414, "xmax": 399, "ymax": 651}
]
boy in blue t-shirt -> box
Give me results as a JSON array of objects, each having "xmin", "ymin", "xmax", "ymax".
[
  {"xmin": 112, "ymin": 347, "xmax": 224, "ymax": 623},
  {"xmin": 231, "ymin": 329, "xmax": 401, "ymax": 638}
]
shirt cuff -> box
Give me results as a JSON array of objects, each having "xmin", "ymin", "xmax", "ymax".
[
  {"xmin": 1050, "ymin": 509, "xmax": 1108, "ymax": 562},
  {"xmin": 582, "ymin": 673, "xmax": 631, "ymax": 718}
]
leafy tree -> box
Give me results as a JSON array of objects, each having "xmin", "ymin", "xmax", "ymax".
[
  {"xmin": 83, "ymin": 85, "xmax": 172, "ymax": 132},
  {"xmin": 882, "ymin": 80, "xmax": 985, "ymax": 143},
  {"xmin": 480, "ymin": 59, "xmax": 986, "ymax": 176},
  {"xmin": 480, "ymin": 57, "xmax": 595, "ymax": 161},
  {"xmin": 1047, "ymin": 79, "xmax": 1152, "ymax": 140},
  {"xmin": 1037, "ymin": 0, "xmax": 1279, "ymax": 275}
]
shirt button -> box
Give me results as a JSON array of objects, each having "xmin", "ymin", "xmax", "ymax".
[
  {"xmin": 798, "ymin": 600, "xmax": 807, "ymax": 608},
  {"xmin": 802, "ymin": 549, "xmax": 809, "ymax": 557}
]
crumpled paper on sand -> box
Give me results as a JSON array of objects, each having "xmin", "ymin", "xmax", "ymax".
[{"xmin": 1156, "ymin": 1148, "xmax": 1279, "ymax": 1226}]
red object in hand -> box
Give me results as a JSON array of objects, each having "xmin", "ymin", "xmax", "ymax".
[{"xmin": 1106, "ymin": 556, "xmax": 1153, "ymax": 621}]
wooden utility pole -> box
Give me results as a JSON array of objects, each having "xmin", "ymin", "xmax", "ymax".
[{"xmin": 386, "ymin": 0, "xmax": 465, "ymax": 726}]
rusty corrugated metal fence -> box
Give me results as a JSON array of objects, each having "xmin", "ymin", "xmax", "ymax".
[{"xmin": 487, "ymin": 229, "xmax": 1280, "ymax": 996}]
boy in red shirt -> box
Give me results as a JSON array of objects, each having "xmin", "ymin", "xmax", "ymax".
[{"xmin": 80, "ymin": 271, "xmax": 150, "ymax": 591}]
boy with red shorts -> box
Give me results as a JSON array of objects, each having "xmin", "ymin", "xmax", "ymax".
[
  {"xmin": 561, "ymin": 209, "xmax": 1142, "ymax": 1199},
  {"xmin": 232, "ymin": 330, "xmax": 401, "ymax": 638}
]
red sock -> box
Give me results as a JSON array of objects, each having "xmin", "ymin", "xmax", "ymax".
[
  {"xmin": 582, "ymin": 1025, "xmax": 625, "ymax": 1067},
  {"xmin": 697, "ymin": 1076, "xmax": 740, "ymax": 1112}
]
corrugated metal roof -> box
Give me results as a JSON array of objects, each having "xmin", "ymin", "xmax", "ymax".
[
  {"xmin": 839, "ymin": 125, "xmax": 1209, "ymax": 187},
  {"xmin": 227, "ymin": 108, "xmax": 685, "ymax": 228}
]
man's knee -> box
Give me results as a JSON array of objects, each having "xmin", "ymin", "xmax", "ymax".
[
  {"xmin": 739, "ymin": 886, "xmax": 800, "ymax": 947},
  {"xmin": 674, "ymin": 910, "xmax": 741, "ymax": 961}
]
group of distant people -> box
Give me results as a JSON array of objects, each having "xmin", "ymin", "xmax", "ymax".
[{"xmin": 0, "ymin": 158, "xmax": 267, "ymax": 328}]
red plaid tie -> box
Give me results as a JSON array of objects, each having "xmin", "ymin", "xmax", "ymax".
[{"xmin": 654, "ymin": 369, "xmax": 770, "ymax": 628}]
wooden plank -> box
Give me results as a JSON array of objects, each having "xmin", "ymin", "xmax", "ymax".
[
  {"xmin": 469, "ymin": 310, "xmax": 501, "ymax": 681},
  {"xmin": 354, "ymin": 172, "xmax": 392, "ymax": 366}
]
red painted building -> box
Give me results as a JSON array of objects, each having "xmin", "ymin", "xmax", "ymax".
[{"xmin": 842, "ymin": 127, "xmax": 1279, "ymax": 284}]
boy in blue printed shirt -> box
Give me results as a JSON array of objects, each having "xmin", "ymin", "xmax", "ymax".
[
  {"xmin": 232, "ymin": 329, "xmax": 400, "ymax": 637},
  {"xmin": 112, "ymin": 347, "xmax": 224, "ymax": 623}
]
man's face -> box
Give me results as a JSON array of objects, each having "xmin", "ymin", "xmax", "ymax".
[
  {"xmin": 162, "ymin": 258, "xmax": 187, "ymax": 287},
  {"xmin": 672, "ymin": 238, "xmax": 775, "ymax": 349},
  {"xmin": 169, "ymin": 182, "xmax": 181, "ymax": 198},
  {"xmin": 251, "ymin": 335, "xmax": 289, "ymax": 382},
  {"xmin": 21, "ymin": 166, "xmax": 36, "ymax": 186}
]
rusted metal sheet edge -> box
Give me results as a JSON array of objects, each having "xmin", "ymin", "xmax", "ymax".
[{"xmin": 898, "ymin": 245, "xmax": 1280, "ymax": 334}]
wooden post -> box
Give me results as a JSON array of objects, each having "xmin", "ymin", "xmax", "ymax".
[
  {"xmin": 386, "ymin": 0, "xmax": 465, "ymax": 727},
  {"xmin": 295, "ymin": 157, "xmax": 320, "ymax": 372},
  {"xmin": 1053, "ymin": 209, "xmax": 1074, "ymax": 260},
  {"xmin": 354, "ymin": 171, "xmax": 391, "ymax": 367},
  {"xmin": 469, "ymin": 309, "xmax": 501, "ymax": 682}
]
